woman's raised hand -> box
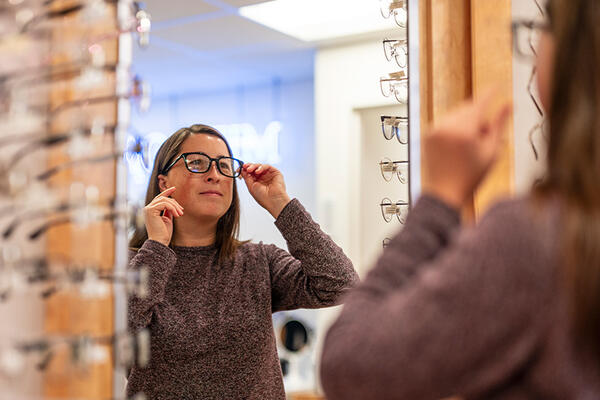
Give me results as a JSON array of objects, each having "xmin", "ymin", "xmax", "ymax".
[
  {"xmin": 241, "ymin": 164, "xmax": 291, "ymax": 219},
  {"xmin": 422, "ymin": 88, "xmax": 512, "ymax": 209},
  {"xmin": 144, "ymin": 187, "xmax": 184, "ymax": 246}
]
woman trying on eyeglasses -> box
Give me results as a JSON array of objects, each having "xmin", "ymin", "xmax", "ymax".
[{"xmin": 127, "ymin": 124, "xmax": 358, "ymax": 399}]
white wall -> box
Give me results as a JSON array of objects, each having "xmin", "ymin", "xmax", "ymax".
[
  {"xmin": 313, "ymin": 39, "xmax": 405, "ymax": 392},
  {"xmin": 512, "ymin": 1, "xmax": 548, "ymax": 193}
]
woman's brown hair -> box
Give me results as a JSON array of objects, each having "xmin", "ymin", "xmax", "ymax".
[
  {"xmin": 129, "ymin": 124, "xmax": 245, "ymax": 262},
  {"xmin": 535, "ymin": 0, "xmax": 600, "ymax": 360}
]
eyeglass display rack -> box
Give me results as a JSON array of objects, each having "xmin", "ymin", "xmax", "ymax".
[
  {"xmin": 0, "ymin": 1, "xmax": 150, "ymax": 399},
  {"xmin": 378, "ymin": 0, "xmax": 421, "ymax": 249}
]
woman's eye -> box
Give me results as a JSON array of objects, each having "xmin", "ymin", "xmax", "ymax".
[{"xmin": 189, "ymin": 159, "xmax": 208, "ymax": 169}]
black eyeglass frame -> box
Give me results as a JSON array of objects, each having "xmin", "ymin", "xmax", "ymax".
[
  {"xmin": 161, "ymin": 152, "xmax": 244, "ymax": 178},
  {"xmin": 381, "ymin": 115, "xmax": 409, "ymax": 144}
]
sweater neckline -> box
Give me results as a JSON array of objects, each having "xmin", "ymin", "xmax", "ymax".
[{"xmin": 170, "ymin": 243, "xmax": 217, "ymax": 253}]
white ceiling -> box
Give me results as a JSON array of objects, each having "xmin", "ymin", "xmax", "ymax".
[
  {"xmin": 133, "ymin": 0, "xmax": 399, "ymax": 99},
  {"xmin": 133, "ymin": 0, "xmax": 316, "ymax": 99}
]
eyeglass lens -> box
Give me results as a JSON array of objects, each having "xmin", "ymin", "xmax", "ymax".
[
  {"xmin": 185, "ymin": 154, "xmax": 241, "ymax": 177},
  {"xmin": 384, "ymin": 40, "xmax": 407, "ymax": 68},
  {"xmin": 514, "ymin": 21, "xmax": 545, "ymax": 59},
  {"xmin": 380, "ymin": 199, "xmax": 409, "ymax": 224},
  {"xmin": 381, "ymin": 117, "xmax": 408, "ymax": 143}
]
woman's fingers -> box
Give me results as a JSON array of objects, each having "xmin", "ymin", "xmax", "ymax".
[
  {"xmin": 474, "ymin": 86, "xmax": 511, "ymax": 138},
  {"xmin": 148, "ymin": 202, "xmax": 181, "ymax": 218},
  {"xmin": 243, "ymin": 163, "xmax": 274, "ymax": 177},
  {"xmin": 147, "ymin": 200, "xmax": 183, "ymax": 217},
  {"xmin": 486, "ymin": 102, "xmax": 513, "ymax": 159},
  {"xmin": 157, "ymin": 186, "xmax": 177, "ymax": 197},
  {"xmin": 151, "ymin": 197, "xmax": 183, "ymax": 215},
  {"xmin": 162, "ymin": 209, "xmax": 173, "ymax": 221},
  {"xmin": 493, "ymin": 103, "xmax": 512, "ymax": 139},
  {"xmin": 164, "ymin": 197, "xmax": 184, "ymax": 214},
  {"xmin": 244, "ymin": 163, "xmax": 259, "ymax": 174},
  {"xmin": 149, "ymin": 189, "xmax": 184, "ymax": 212}
]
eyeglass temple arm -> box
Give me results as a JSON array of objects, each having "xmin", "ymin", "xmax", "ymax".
[
  {"xmin": 28, "ymin": 208, "xmax": 124, "ymax": 240},
  {"xmin": 49, "ymin": 91, "xmax": 138, "ymax": 117},
  {"xmin": 20, "ymin": 0, "xmax": 121, "ymax": 33},
  {"xmin": 3, "ymin": 197, "xmax": 117, "ymax": 239},
  {"xmin": 21, "ymin": 4, "xmax": 84, "ymax": 33},
  {"xmin": 36, "ymin": 152, "xmax": 121, "ymax": 182},
  {"xmin": 4, "ymin": 123, "xmax": 120, "ymax": 175}
]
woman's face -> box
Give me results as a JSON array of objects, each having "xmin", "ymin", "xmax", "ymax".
[
  {"xmin": 536, "ymin": 30, "xmax": 555, "ymax": 112},
  {"xmin": 158, "ymin": 134, "xmax": 234, "ymax": 222}
]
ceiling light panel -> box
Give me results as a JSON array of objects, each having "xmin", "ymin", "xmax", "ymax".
[{"xmin": 239, "ymin": 0, "xmax": 398, "ymax": 42}]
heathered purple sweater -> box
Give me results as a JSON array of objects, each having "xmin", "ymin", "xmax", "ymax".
[
  {"xmin": 126, "ymin": 199, "xmax": 358, "ymax": 400},
  {"xmin": 321, "ymin": 195, "xmax": 600, "ymax": 400}
]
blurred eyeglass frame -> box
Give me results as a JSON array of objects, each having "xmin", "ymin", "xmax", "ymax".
[
  {"xmin": 383, "ymin": 38, "xmax": 408, "ymax": 69},
  {"xmin": 380, "ymin": 0, "xmax": 407, "ymax": 28},
  {"xmin": 379, "ymin": 158, "xmax": 409, "ymax": 183},
  {"xmin": 380, "ymin": 197, "xmax": 409, "ymax": 224},
  {"xmin": 511, "ymin": 19, "xmax": 550, "ymax": 62},
  {"xmin": 380, "ymin": 71, "xmax": 408, "ymax": 103},
  {"xmin": 381, "ymin": 115, "xmax": 409, "ymax": 144}
]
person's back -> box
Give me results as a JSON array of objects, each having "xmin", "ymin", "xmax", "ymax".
[
  {"xmin": 322, "ymin": 193, "xmax": 600, "ymax": 399},
  {"xmin": 320, "ymin": 0, "xmax": 600, "ymax": 397}
]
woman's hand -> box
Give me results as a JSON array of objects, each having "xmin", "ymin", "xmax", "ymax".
[
  {"xmin": 241, "ymin": 164, "xmax": 291, "ymax": 219},
  {"xmin": 422, "ymin": 89, "xmax": 512, "ymax": 210},
  {"xmin": 144, "ymin": 186, "xmax": 184, "ymax": 246}
]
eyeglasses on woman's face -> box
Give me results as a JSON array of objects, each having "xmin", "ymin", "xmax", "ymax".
[{"xmin": 161, "ymin": 152, "xmax": 244, "ymax": 178}]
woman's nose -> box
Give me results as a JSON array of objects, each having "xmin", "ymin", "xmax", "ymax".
[{"xmin": 205, "ymin": 161, "xmax": 221, "ymax": 181}]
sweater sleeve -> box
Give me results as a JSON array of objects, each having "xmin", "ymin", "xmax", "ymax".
[
  {"xmin": 320, "ymin": 195, "xmax": 555, "ymax": 400},
  {"xmin": 266, "ymin": 198, "xmax": 359, "ymax": 312},
  {"xmin": 127, "ymin": 239, "xmax": 177, "ymax": 332}
]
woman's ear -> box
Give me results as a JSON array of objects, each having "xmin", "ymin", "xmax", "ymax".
[{"xmin": 157, "ymin": 174, "xmax": 169, "ymax": 192}]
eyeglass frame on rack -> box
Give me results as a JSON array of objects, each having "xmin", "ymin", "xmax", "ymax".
[
  {"xmin": 379, "ymin": 158, "xmax": 409, "ymax": 183},
  {"xmin": 383, "ymin": 38, "xmax": 408, "ymax": 69},
  {"xmin": 0, "ymin": 259, "xmax": 148, "ymax": 301},
  {"xmin": 380, "ymin": 115, "xmax": 409, "ymax": 144},
  {"xmin": 5, "ymin": 329, "xmax": 150, "ymax": 374},
  {"xmin": 0, "ymin": 11, "xmax": 150, "ymax": 84},
  {"xmin": 512, "ymin": 19, "xmax": 549, "ymax": 160},
  {"xmin": 15, "ymin": 0, "xmax": 148, "ymax": 35},
  {"xmin": 380, "ymin": 72, "xmax": 408, "ymax": 104},
  {"xmin": 380, "ymin": 197, "xmax": 410, "ymax": 224},
  {"xmin": 382, "ymin": 238, "xmax": 391, "ymax": 249},
  {"xmin": 511, "ymin": 19, "xmax": 550, "ymax": 62},
  {"xmin": 380, "ymin": 0, "xmax": 407, "ymax": 28},
  {"xmin": 26, "ymin": 201, "xmax": 133, "ymax": 240}
]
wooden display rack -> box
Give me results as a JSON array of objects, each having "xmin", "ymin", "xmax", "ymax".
[
  {"xmin": 419, "ymin": 0, "xmax": 514, "ymax": 219},
  {"xmin": 44, "ymin": 1, "xmax": 120, "ymax": 398}
]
